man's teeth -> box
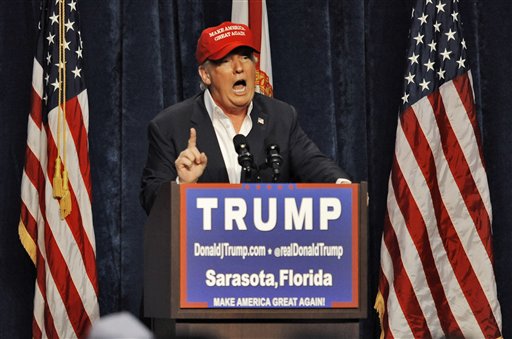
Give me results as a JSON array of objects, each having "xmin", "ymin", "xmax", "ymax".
[
  {"xmin": 233, "ymin": 81, "xmax": 246, "ymax": 93},
  {"xmin": 233, "ymin": 86, "xmax": 246, "ymax": 93}
]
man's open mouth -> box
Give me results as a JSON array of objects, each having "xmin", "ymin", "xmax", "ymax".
[{"xmin": 233, "ymin": 79, "xmax": 247, "ymax": 93}]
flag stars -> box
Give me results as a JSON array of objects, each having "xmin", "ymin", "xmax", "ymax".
[
  {"xmin": 408, "ymin": 52, "xmax": 419, "ymax": 65},
  {"xmin": 440, "ymin": 48, "xmax": 452, "ymax": 60},
  {"xmin": 47, "ymin": 32, "xmax": 55, "ymax": 45},
  {"xmin": 63, "ymin": 40, "xmax": 71, "ymax": 51},
  {"xmin": 44, "ymin": 73, "xmax": 50, "ymax": 84},
  {"xmin": 437, "ymin": 68, "xmax": 446, "ymax": 79},
  {"xmin": 426, "ymin": 0, "xmax": 433, "ymax": 4},
  {"xmin": 65, "ymin": 19, "xmax": 75, "ymax": 32},
  {"xmin": 402, "ymin": 92, "xmax": 410, "ymax": 104},
  {"xmin": 418, "ymin": 13, "xmax": 428, "ymax": 25},
  {"xmin": 436, "ymin": 1, "xmax": 446, "ymax": 13},
  {"xmin": 445, "ymin": 28, "xmax": 456, "ymax": 41},
  {"xmin": 51, "ymin": 79, "xmax": 60, "ymax": 91},
  {"xmin": 428, "ymin": 40, "xmax": 437, "ymax": 52},
  {"xmin": 76, "ymin": 47, "xmax": 83, "ymax": 59},
  {"xmin": 456, "ymin": 56, "xmax": 466, "ymax": 69},
  {"xmin": 433, "ymin": 21, "xmax": 442, "ymax": 32},
  {"xmin": 49, "ymin": 12, "xmax": 59, "ymax": 25},
  {"xmin": 71, "ymin": 66, "xmax": 82, "ymax": 78},
  {"xmin": 68, "ymin": 0, "xmax": 77, "ymax": 12},
  {"xmin": 55, "ymin": 60, "xmax": 66, "ymax": 70},
  {"xmin": 404, "ymin": 72, "xmax": 415, "ymax": 84},
  {"xmin": 424, "ymin": 59, "xmax": 435, "ymax": 71},
  {"xmin": 451, "ymin": 11, "xmax": 459, "ymax": 22},
  {"xmin": 414, "ymin": 32, "xmax": 425, "ymax": 45},
  {"xmin": 461, "ymin": 38, "xmax": 467, "ymax": 49},
  {"xmin": 46, "ymin": 52, "xmax": 52, "ymax": 65},
  {"xmin": 419, "ymin": 79, "xmax": 431, "ymax": 91}
]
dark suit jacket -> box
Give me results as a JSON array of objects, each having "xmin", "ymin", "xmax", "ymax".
[{"xmin": 140, "ymin": 92, "xmax": 350, "ymax": 214}]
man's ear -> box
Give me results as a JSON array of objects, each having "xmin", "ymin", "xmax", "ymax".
[{"xmin": 198, "ymin": 65, "xmax": 211, "ymax": 85}]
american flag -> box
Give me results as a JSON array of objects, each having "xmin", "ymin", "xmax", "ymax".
[
  {"xmin": 18, "ymin": 0, "xmax": 99, "ymax": 338},
  {"xmin": 375, "ymin": 0, "xmax": 502, "ymax": 337},
  {"xmin": 232, "ymin": 0, "xmax": 273, "ymax": 96}
]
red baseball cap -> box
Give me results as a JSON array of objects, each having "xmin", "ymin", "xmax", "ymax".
[{"xmin": 195, "ymin": 21, "xmax": 260, "ymax": 64}]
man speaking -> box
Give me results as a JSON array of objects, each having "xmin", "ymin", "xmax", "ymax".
[{"xmin": 140, "ymin": 21, "xmax": 350, "ymax": 214}]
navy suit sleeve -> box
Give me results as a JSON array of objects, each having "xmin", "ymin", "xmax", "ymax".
[{"xmin": 140, "ymin": 120, "xmax": 178, "ymax": 214}]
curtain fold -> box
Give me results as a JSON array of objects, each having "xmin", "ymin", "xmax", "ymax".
[
  {"xmin": 1, "ymin": 0, "xmax": 511, "ymax": 337},
  {"xmin": 80, "ymin": 0, "xmax": 124, "ymax": 315}
]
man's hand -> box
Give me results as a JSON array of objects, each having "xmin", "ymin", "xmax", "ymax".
[{"xmin": 175, "ymin": 128, "xmax": 208, "ymax": 183}]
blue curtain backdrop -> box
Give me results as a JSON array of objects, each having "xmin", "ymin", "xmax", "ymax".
[{"xmin": 2, "ymin": 0, "xmax": 511, "ymax": 338}]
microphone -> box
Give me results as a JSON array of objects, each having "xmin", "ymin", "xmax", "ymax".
[
  {"xmin": 265, "ymin": 138, "xmax": 283, "ymax": 182},
  {"xmin": 233, "ymin": 134, "xmax": 255, "ymax": 182}
]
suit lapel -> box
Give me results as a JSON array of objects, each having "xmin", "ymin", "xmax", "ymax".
[
  {"xmin": 190, "ymin": 95, "xmax": 229, "ymax": 182},
  {"xmin": 246, "ymin": 99, "xmax": 268, "ymax": 166}
]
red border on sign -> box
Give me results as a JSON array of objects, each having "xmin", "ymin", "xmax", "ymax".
[{"xmin": 180, "ymin": 183, "xmax": 359, "ymax": 309}]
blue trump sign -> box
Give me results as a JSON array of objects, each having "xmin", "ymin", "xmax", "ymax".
[{"xmin": 179, "ymin": 183, "xmax": 360, "ymax": 309}]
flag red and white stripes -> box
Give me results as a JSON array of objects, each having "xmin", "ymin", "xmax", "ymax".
[
  {"xmin": 375, "ymin": 0, "xmax": 502, "ymax": 338},
  {"xmin": 19, "ymin": 1, "xmax": 99, "ymax": 338},
  {"xmin": 232, "ymin": 0, "xmax": 273, "ymax": 96}
]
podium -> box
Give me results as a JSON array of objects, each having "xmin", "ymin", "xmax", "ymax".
[{"xmin": 144, "ymin": 182, "xmax": 368, "ymax": 338}]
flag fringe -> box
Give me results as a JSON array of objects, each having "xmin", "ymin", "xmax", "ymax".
[{"xmin": 374, "ymin": 290, "xmax": 385, "ymax": 339}]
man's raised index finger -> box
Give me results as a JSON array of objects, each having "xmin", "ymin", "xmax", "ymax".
[{"xmin": 188, "ymin": 128, "xmax": 197, "ymax": 148}]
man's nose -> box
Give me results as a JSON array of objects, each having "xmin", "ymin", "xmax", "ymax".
[{"xmin": 233, "ymin": 57, "xmax": 243, "ymax": 73}]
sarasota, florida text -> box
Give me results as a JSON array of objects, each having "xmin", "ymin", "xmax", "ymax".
[{"xmin": 205, "ymin": 269, "xmax": 332, "ymax": 288}]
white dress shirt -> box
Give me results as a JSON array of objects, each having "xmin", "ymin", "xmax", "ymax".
[{"xmin": 204, "ymin": 89, "xmax": 253, "ymax": 184}]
